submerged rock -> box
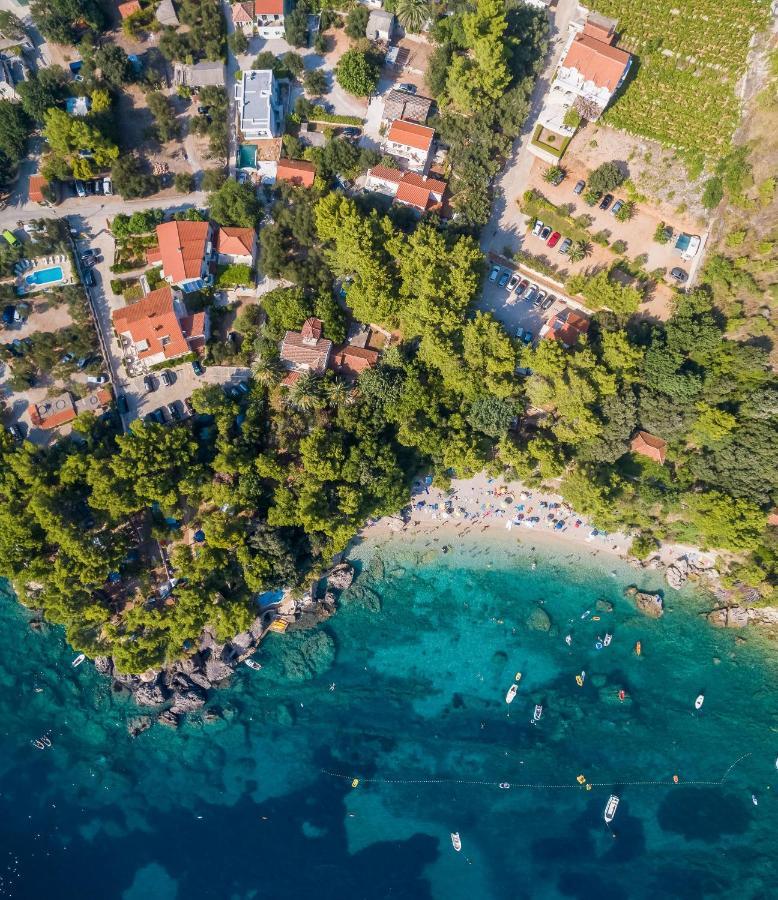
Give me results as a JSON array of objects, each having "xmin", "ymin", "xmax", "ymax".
[
  {"xmin": 127, "ymin": 716, "xmax": 152, "ymax": 737},
  {"xmin": 278, "ymin": 630, "xmax": 336, "ymax": 682},
  {"xmin": 157, "ymin": 710, "xmax": 179, "ymax": 729},
  {"xmin": 595, "ymin": 598, "xmax": 614, "ymax": 613},
  {"xmin": 526, "ymin": 606, "xmax": 551, "ymax": 632},
  {"xmin": 341, "ymin": 582, "xmax": 382, "ymax": 613}
]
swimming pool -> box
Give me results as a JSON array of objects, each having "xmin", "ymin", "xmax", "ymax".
[
  {"xmin": 237, "ymin": 144, "xmax": 257, "ymax": 168},
  {"xmin": 25, "ymin": 266, "xmax": 63, "ymax": 286}
]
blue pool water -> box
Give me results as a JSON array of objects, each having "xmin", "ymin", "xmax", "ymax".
[
  {"xmin": 0, "ymin": 535, "xmax": 776, "ymax": 899},
  {"xmin": 25, "ymin": 266, "xmax": 63, "ymax": 286}
]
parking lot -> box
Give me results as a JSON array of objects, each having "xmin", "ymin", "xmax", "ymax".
[{"xmin": 480, "ymin": 257, "xmax": 575, "ymax": 344}]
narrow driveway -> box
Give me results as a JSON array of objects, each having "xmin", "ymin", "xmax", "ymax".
[
  {"xmin": 219, "ymin": 0, "xmax": 240, "ymax": 177},
  {"xmin": 481, "ymin": 0, "xmax": 578, "ymax": 257}
]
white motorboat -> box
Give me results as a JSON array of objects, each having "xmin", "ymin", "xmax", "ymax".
[
  {"xmin": 451, "ymin": 832, "xmax": 462, "ymax": 852},
  {"xmin": 752, "ymin": 794, "xmax": 758, "ymax": 807},
  {"xmin": 695, "ymin": 694, "xmax": 704, "ymax": 710},
  {"xmin": 505, "ymin": 684, "xmax": 518, "ymax": 704},
  {"xmin": 603, "ymin": 633, "xmax": 612, "ymax": 647},
  {"xmin": 564, "ymin": 634, "xmax": 572, "ymax": 646},
  {"xmin": 72, "ymin": 654, "xmax": 86, "ymax": 668},
  {"xmin": 244, "ymin": 659, "xmax": 262, "ymax": 671},
  {"xmin": 532, "ymin": 704, "xmax": 543, "ymax": 722},
  {"xmin": 604, "ymin": 794, "xmax": 619, "ymax": 824}
]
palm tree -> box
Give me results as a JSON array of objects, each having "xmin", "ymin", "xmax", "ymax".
[
  {"xmin": 396, "ymin": 0, "xmax": 430, "ymax": 33},
  {"xmin": 326, "ymin": 378, "xmax": 351, "ymax": 408},
  {"xmin": 252, "ymin": 349, "xmax": 283, "ymax": 386},
  {"xmin": 290, "ymin": 371, "xmax": 323, "ymax": 411},
  {"xmin": 568, "ymin": 240, "xmax": 592, "ymax": 263},
  {"xmin": 543, "ymin": 165, "xmax": 566, "ymax": 185}
]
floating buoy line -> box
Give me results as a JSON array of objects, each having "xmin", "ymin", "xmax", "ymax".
[{"xmin": 323, "ymin": 753, "xmax": 753, "ymax": 791}]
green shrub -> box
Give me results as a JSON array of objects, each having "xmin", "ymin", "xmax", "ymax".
[{"xmin": 216, "ymin": 263, "xmax": 253, "ymax": 287}]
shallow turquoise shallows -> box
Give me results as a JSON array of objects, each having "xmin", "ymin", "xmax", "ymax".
[
  {"xmin": 1, "ymin": 536, "xmax": 776, "ymax": 900},
  {"xmin": 24, "ymin": 266, "xmax": 63, "ymax": 286}
]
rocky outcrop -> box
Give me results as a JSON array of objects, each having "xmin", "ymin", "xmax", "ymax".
[
  {"xmin": 526, "ymin": 606, "xmax": 552, "ymax": 632},
  {"xmin": 94, "ymin": 656, "xmax": 113, "ymax": 677},
  {"xmin": 134, "ymin": 682, "xmax": 168, "ymax": 707},
  {"xmin": 127, "ymin": 716, "xmax": 152, "ymax": 737},
  {"xmin": 327, "ymin": 563, "xmax": 354, "ymax": 591},
  {"xmin": 707, "ymin": 605, "xmax": 778, "ymax": 628},
  {"xmin": 625, "ymin": 586, "xmax": 664, "ymax": 618},
  {"xmin": 170, "ymin": 688, "xmax": 207, "ymax": 714},
  {"xmin": 666, "ymin": 558, "xmax": 689, "ymax": 590},
  {"xmin": 157, "ymin": 710, "xmax": 180, "ymax": 728},
  {"xmin": 205, "ymin": 658, "xmax": 234, "ymax": 684}
]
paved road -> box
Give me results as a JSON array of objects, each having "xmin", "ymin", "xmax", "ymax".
[{"xmin": 481, "ymin": 0, "xmax": 578, "ymax": 258}]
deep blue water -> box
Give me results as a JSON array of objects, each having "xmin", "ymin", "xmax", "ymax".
[{"xmin": 0, "ymin": 535, "xmax": 776, "ymax": 900}]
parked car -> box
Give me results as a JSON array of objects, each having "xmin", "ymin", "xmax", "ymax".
[
  {"xmin": 498, "ymin": 270, "xmax": 510, "ymax": 288},
  {"xmin": 559, "ymin": 237, "xmax": 572, "ymax": 255},
  {"xmin": 6, "ymin": 423, "xmax": 23, "ymax": 441},
  {"xmin": 87, "ymin": 374, "xmax": 108, "ymax": 385},
  {"xmin": 547, "ymin": 231, "xmax": 561, "ymax": 248},
  {"xmin": 524, "ymin": 284, "xmax": 539, "ymax": 304},
  {"xmin": 168, "ymin": 402, "xmax": 181, "ymax": 421},
  {"xmin": 82, "ymin": 269, "xmax": 95, "ymax": 287},
  {"xmin": 60, "ymin": 352, "xmax": 74, "ymax": 364},
  {"xmin": 236, "ymin": 380, "xmax": 250, "ymax": 395},
  {"xmin": 224, "ymin": 384, "xmax": 242, "ymax": 400},
  {"xmin": 541, "ymin": 295, "xmax": 555, "ymax": 311},
  {"xmin": 515, "ymin": 279, "xmax": 529, "ymax": 297},
  {"xmin": 340, "ymin": 126, "xmax": 361, "ymax": 138},
  {"xmin": 75, "ymin": 180, "xmax": 86, "ymax": 198},
  {"xmin": 103, "ymin": 178, "xmax": 113, "ymax": 195},
  {"xmin": 191, "ymin": 359, "xmax": 204, "ymax": 376},
  {"xmin": 144, "ymin": 374, "xmax": 156, "ymax": 393},
  {"xmin": 534, "ymin": 290, "xmax": 546, "ymax": 308},
  {"xmin": 116, "ymin": 394, "xmax": 129, "ymax": 415},
  {"xmin": 611, "ymin": 199, "xmax": 624, "ymax": 216},
  {"xmin": 197, "ymin": 105, "xmax": 209, "ymax": 115},
  {"xmin": 670, "ymin": 267, "xmax": 688, "ymax": 283},
  {"xmin": 540, "ymin": 226, "xmax": 552, "ymax": 241},
  {"xmin": 514, "ymin": 326, "xmax": 524, "ymax": 340},
  {"xmin": 398, "ymin": 83, "xmax": 416, "ymax": 94},
  {"xmin": 532, "ymin": 219, "xmax": 544, "ymax": 236},
  {"xmin": 573, "ymin": 180, "xmax": 586, "ymax": 195},
  {"xmin": 599, "ymin": 193, "xmax": 614, "ymax": 210},
  {"xmin": 507, "ymin": 273, "xmax": 520, "ymax": 292},
  {"xmin": 522, "ymin": 332, "xmax": 533, "ymax": 345},
  {"xmin": 161, "ymin": 369, "xmax": 173, "ymax": 387},
  {"xmin": 488, "ymin": 264, "xmax": 500, "ymax": 282},
  {"xmin": 80, "ymin": 249, "xmax": 96, "ymax": 259},
  {"xmin": 77, "ymin": 354, "xmax": 98, "ymax": 369},
  {"xmin": 2, "ymin": 305, "xmax": 19, "ymax": 325},
  {"xmin": 82, "ymin": 257, "xmax": 96, "ymax": 268}
]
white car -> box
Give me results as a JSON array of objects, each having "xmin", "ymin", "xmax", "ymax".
[
  {"xmin": 507, "ymin": 273, "xmax": 520, "ymax": 291},
  {"xmin": 532, "ymin": 220, "xmax": 543, "ymax": 236}
]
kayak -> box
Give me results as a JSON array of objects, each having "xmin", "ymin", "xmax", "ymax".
[{"xmin": 634, "ymin": 641, "xmax": 642, "ymax": 656}]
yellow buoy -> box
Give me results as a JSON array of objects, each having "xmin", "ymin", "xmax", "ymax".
[
  {"xmin": 576, "ymin": 774, "xmax": 586, "ymax": 785},
  {"xmin": 515, "ymin": 671, "xmax": 522, "ymax": 682},
  {"xmin": 351, "ymin": 778, "xmax": 359, "ymax": 788}
]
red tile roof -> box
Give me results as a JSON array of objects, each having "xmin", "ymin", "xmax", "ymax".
[
  {"xmin": 216, "ymin": 226, "xmax": 256, "ymax": 257},
  {"xmin": 281, "ymin": 317, "xmax": 332, "ymax": 372},
  {"xmin": 582, "ymin": 20, "xmax": 615, "ymax": 43},
  {"xmin": 562, "ymin": 33, "xmax": 631, "ymax": 92},
  {"xmin": 276, "ymin": 158, "xmax": 316, "ymax": 187},
  {"xmin": 368, "ymin": 165, "xmax": 404, "ymax": 185},
  {"xmin": 386, "ymin": 119, "xmax": 434, "ymax": 152},
  {"xmin": 281, "ymin": 370, "xmax": 301, "ymax": 387},
  {"xmin": 112, "ymin": 286, "xmax": 190, "ymax": 361},
  {"xmin": 145, "ymin": 246, "xmax": 163, "ymax": 265},
  {"xmin": 28, "ymin": 393, "xmax": 76, "ymax": 430},
  {"xmin": 118, "ymin": 0, "xmax": 141, "ymax": 19},
  {"xmin": 331, "ymin": 345, "xmax": 379, "ymax": 378},
  {"xmin": 255, "ymin": 0, "xmax": 283, "ymax": 13},
  {"xmin": 156, "ymin": 220, "xmax": 210, "ymax": 284},
  {"xmin": 544, "ymin": 307, "xmax": 590, "ymax": 346},
  {"xmin": 400, "ymin": 171, "xmax": 446, "ymax": 195},
  {"xmin": 231, "ymin": 1, "xmax": 255, "ymax": 23},
  {"xmin": 631, "ymin": 431, "xmax": 667, "ymax": 465},
  {"xmin": 28, "ymin": 175, "xmax": 47, "ymax": 203}
]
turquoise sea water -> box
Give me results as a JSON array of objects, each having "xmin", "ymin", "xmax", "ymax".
[{"xmin": 1, "ymin": 536, "xmax": 777, "ymax": 900}]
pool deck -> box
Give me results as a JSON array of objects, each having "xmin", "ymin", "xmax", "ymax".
[{"xmin": 15, "ymin": 256, "xmax": 74, "ymax": 295}]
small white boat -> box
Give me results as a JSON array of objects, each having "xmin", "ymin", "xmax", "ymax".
[
  {"xmin": 532, "ymin": 704, "xmax": 543, "ymax": 722},
  {"xmin": 505, "ymin": 684, "xmax": 518, "ymax": 704},
  {"xmin": 604, "ymin": 794, "xmax": 620, "ymax": 824},
  {"xmin": 451, "ymin": 832, "xmax": 462, "ymax": 852},
  {"xmin": 32, "ymin": 739, "xmax": 45, "ymax": 750},
  {"xmin": 695, "ymin": 694, "xmax": 704, "ymax": 710},
  {"xmin": 244, "ymin": 659, "xmax": 262, "ymax": 671},
  {"xmin": 42, "ymin": 736, "xmax": 51, "ymax": 747},
  {"xmin": 581, "ymin": 610, "xmax": 591, "ymax": 620},
  {"xmin": 752, "ymin": 794, "xmax": 758, "ymax": 807},
  {"xmin": 603, "ymin": 633, "xmax": 612, "ymax": 647},
  {"xmin": 71, "ymin": 654, "xmax": 86, "ymax": 668},
  {"xmin": 575, "ymin": 670, "xmax": 586, "ymax": 687},
  {"xmin": 564, "ymin": 635, "xmax": 572, "ymax": 646}
]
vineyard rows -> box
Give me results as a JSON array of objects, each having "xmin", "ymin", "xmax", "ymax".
[{"xmin": 593, "ymin": 0, "xmax": 771, "ymax": 157}]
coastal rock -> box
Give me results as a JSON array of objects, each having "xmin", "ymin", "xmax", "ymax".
[
  {"xmin": 627, "ymin": 588, "xmax": 664, "ymax": 618},
  {"xmin": 127, "ymin": 716, "xmax": 152, "ymax": 737},
  {"xmin": 189, "ymin": 671, "xmax": 212, "ymax": 691},
  {"xmin": 249, "ymin": 617, "xmax": 264, "ymax": 641},
  {"xmin": 157, "ymin": 710, "xmax": 180, "ymax": 729},
  {"xmin": 139, "ymin": 668, "xmax": 160, "ymax": 683},
  {"xmin": 134, "ymin": 683, "xmax": 168, "ymax": 707},
  {"xmin": 94, "ymin": 656, "xmax": 113, "ymax": 677},
  {"xmin": 595, "ymin": 599, "xmax": 614, "ymax": 613},
  {"xmin": 170, "ymin": 689, "xmax": 207, "ymax": 714},
  {"xmin": 707, "ymin": 605, "xmax": 778, "ymax": 628},
  {"xmin": 327, "ymin": 563, "xmax": 354, "ymax": 591},
  {"xmin": 205, "ymin": 658, "xmax": 234, "ymax": 684},
  {"xmin": 526, "ymin": 606, "xmax": 551, "ymax": 632},
  {"xmin": 706, "ymin": 608, "xmax": 730, "ymax": 628},
  {"xmin": 113, "ymin": 672, "xmax": 141, "ymax": 689},
  {"xmin": 666, "ymin": 558, "xmax": 689, "ymax": 590},
  {"xmin": 199, "ymin": 627, "xmax": 226, "ymax": 659},
  {"xmin": 230, "ymin": 631, "xmax": 255, "ymax": 654},
  {"xmin": 202, "ymin": 709, "xmax": 222, "ymax": 725}
]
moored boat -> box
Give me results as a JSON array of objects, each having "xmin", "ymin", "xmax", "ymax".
[
  {"xmin": 451, "ymin": 832, "xmax": 462, "ymax": 852},
  {"xmin": 634, "ymin": 641, "xmax": 642, "ymax": 656},
  {"xmin": 603, "ymin": 633, "xmax": 612, "ymax": 647},
  {"xmin": 604, "ymin": 794, "xmax": 619, "ymax": 824},
  {"xmin": 244, "ymin": 659, "xmax": 262, "ymax": 671},
  {"xmin": 505, "ymin": 684, "xmax": 518, "ymax": 704},
  {"xmin": 532, "ymin": 704, "xmax": 543, "ymax": 722},
  {"xmin": 72, "ymin": 654, "xmax": 86, "ymax": 668},
  {"xmin": 695, "ymin": 694, "xmax": 704, "ymax": 710}
]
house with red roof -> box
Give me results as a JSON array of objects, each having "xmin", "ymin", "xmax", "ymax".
[
  {"xmin": 540, "ymin": 306, "xmax": 590, "ymax": 347},
  {"xmin": 280, "ymin": 317, "xmax": 332, "ymax": 375},
  {"xmin": 276, "ymin": 158, "xmax": 316, "ymax": 188},
  {"xmin": 117, "ymin": 0, "xmax": 141, "ymax": 20},
  {"xmin": 231, "ymin": 1, "xmax": 255, "ymax": 32},
  {"xmin": 216, "ymin": 226, "xmax": 257, "ymax": 266},
  {"xmin": 28, "ymin": 175, "xmax": 48, "ymax": 204},
  {"xmin": 112, "ymin": 286, "xmax": 209, "ymax": 368},
  {"xmin": 254, "ymin": 0, "xmax": 285, "ymax": 38},
  {"xmin": 383, "ymin": 119, "xmax": 435, "ymax": 173},
  {"xmin": 28, "ymin": 389, "xmax": 112, "ymax": 431},
  {"xmin": 365, "ymin": 165, "xmax": 446, "ymax": 214},
  {"xmin": 630, "ymin": 431, "xmax": 668, "ymax": 465},
  {"xmin": 151, "ymin": 220, "xmax": 214, "ymax": 292},
  {"xmin": 330, "ymin": 345, "xmax": 379, "ymax": 380}
]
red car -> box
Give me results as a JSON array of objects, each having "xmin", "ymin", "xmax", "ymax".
[{"xmin": 547, "ymin": 231, "xmax": 561, "ymax": 248}]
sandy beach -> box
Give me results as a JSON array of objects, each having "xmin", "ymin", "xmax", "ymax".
[{"xmin": 362, "ymin": 472, "xmax": 717, "ymax": 573}]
